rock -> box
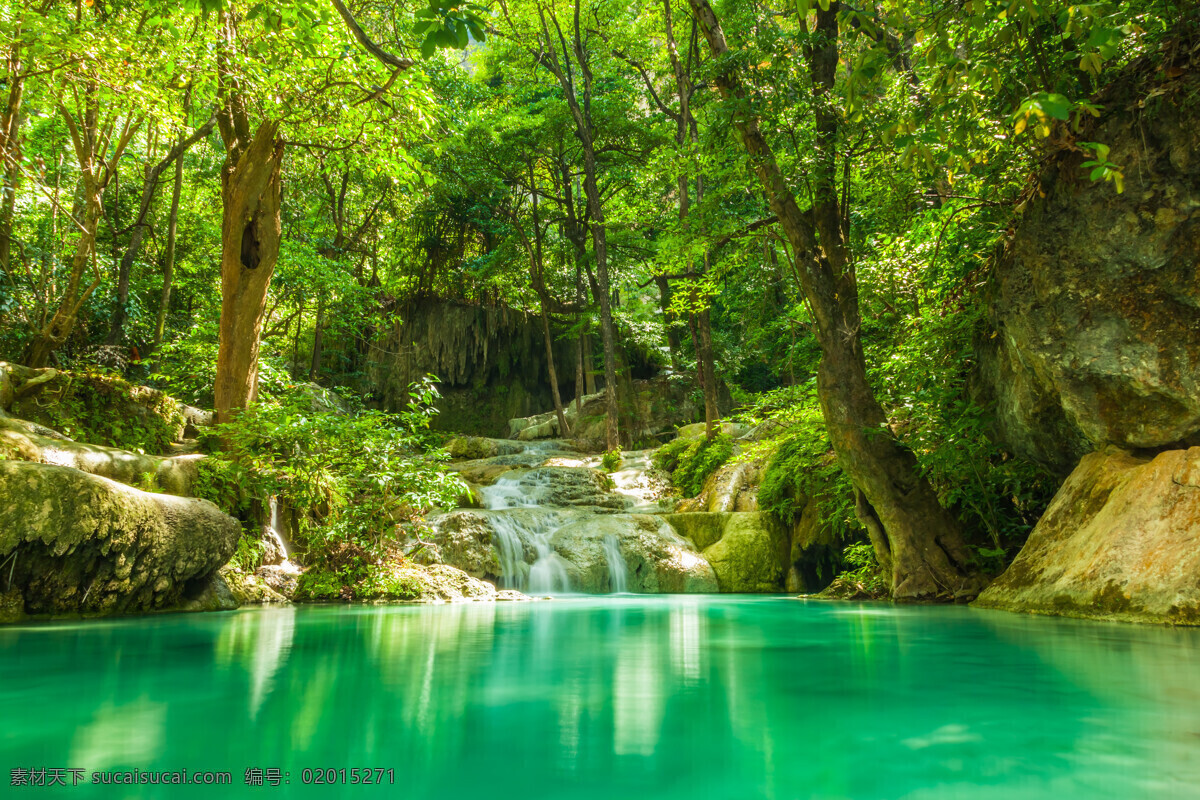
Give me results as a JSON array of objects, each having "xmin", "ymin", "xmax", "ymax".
[
  {"xmin": 547, "ymin": 514, "xmax": 719, "ymax": 593},
  {"xmin": 178, "ymin": 572, "xmax": 239, "ymax": 612},
  {"xmin": 786, "ymin": 498, "xmax": 840, "ymax": 593},
  {"xmin": 698, "ymin": 513, "xmax": 790, "ymax": 593},
  {"xmin": 295, "ymin": 382, "xmax": 351, "ymax": 415},
  {"xmin": 0, "ymin": 460, "xmax": 240, "ymax": 617},
  {"xmin": 452, "ymin": 461, "xmax": 518, "ymax": 486},
  {"xmin": 415, "ymin": 511, "xmax": 503, "ymax": 578},
  {"xmin": 1, "ymin": 363, "xmax": 187, "ymax": 450},
  {"xmin": 973, "ymin": 446, "xmax": 1200, "ymax": 625},
  {"xmin": 219, "ymin": 565, "xmax": 290, "ymax": 605},
  {"xmin": 456, "ymin": 482, "xmax": 485, "ymax": 509},
  {"xmin": 662, "ymin": 512, "xmax": 728, "ymax": 551},
  {"xmin": 180, "ymin": 405, "xmax": 213, "ymax": 438},
  {"xmin": 446, "ymin": 436, "xmax": 523, "ymax": 461},
  {"xmin": 974, "ymin": 73, "xmax": 1200, "ymax": 472},
  {"xmin": 369, "ymin": 299, "xmax": 591, "ymax": 436},
  {"xmin": 0, "ymin": 415, "xmax": 203, "ymax": 496},
  {"xmin": 397, "ymin": 563, "xmax": 500, "ymax": 602},
  {"xmin": 255, "ymin": 564, "xmax": 301, "ymax": 597},
  {"xmin": 676, "ymin": 459, "xmax": 762, "ymax": 513},
  {"xmin": 676, "ymin": 421, "xmax": 748, "ymax": 440}
]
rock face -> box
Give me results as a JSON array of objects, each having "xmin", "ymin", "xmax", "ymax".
[
  {"xmin": 676, "ymin": 459, "xmax": 762, "ymax": 513},
  {"xmin": 974, "ymin": 69, "xmax": 1200, "ymax": 473},
  {"xmin": 0, "ymin": 460, "xmax": 240, "ymax": 617},
  {"xmin": 974, "ymin": 447, "xmax": 1200, "ymax": 625},
  {"xmin": 369, "ymin": 299, "xmax": 596, "ymax": 436}
]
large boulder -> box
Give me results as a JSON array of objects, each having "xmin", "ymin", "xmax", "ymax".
[
  {"xmin": 974, "ymin": 68, "xmax": 1200, "ymax": 473},
  {"xmin": 973, "ymin": 447, "xmax": 1200, "ymax": 625},
  {"xmin": 695, "ymin": 513, "xmax": 790, "ymax": 593},
  {"xmin": 0, "ymin": 460, "xmax": 240, "ymax": 618}
]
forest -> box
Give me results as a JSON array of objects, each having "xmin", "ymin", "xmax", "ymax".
[
  {"xmin": 3, "ymin": 0, "xmax": 1200, "ymax": 796},
  {"xmin": 1, "ymin": 0, "xmax": 1197, "ymax": 611}
]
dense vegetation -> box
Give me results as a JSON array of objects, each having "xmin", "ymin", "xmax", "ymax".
[{"xmin": 0, "ymin": 0, "xmax": 1190, "ymax": 597}]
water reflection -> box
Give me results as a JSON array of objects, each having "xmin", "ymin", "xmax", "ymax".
[{"xmin": 2, "ymin": 600, "xmax": 1200, "ymax": 799}]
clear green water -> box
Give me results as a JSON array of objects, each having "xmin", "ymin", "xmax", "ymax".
[{"xmin": 3, "ymin": 597, "xmax": 1200, "ymax": 799}]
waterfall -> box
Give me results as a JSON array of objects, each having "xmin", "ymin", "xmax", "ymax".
[
  {"xmin": 267, "ymin": 496, "xmax": 290, "ymax": 561},
  {"xmin": 603, "ymin": 535, "xmax": 628, "ymax": 594},
  {"xmin": 489, "ymin": 514, "xmax": 528, "ymax": 590}
]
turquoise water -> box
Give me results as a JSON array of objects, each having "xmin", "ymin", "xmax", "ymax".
[{"xmin": 3, "ymin": 597, "xmax": 1200, "ymax": 799}]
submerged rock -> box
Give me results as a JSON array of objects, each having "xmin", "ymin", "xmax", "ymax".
[
  {"xmin": 0, "ymin": 460, "xmax": 239, "ymax": 617},
  {"xmin": 974, "ymin": 447, "xmax": 1200, "ymax": 625}
]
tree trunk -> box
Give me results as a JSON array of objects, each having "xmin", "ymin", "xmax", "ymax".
[
  {"xmin": 687, "ymin": 0, "xmax": 981, "ymax": 600},
  {"xmin": 309, "ymin": 295, "xmax": 325, "ymax": 380},
  {"xmin": 151, "ymin": 147, "xmax": 185, "ymax": 352},
  {"xmin": 213, "ymin": 120, "xmax": 284, "ymax": 422},
  {"xmin": 575, "ymin": 329, "xmax": 585, "ymax": 412},
  {"xmin": 654, "ymin": 275, "xmax": 682, "ymax": 370},
  {"xmin": 0, "ymin": 39, "xmax": 23, "ymax": 279},
  {"xmin": 698, "ymin": 307, "xmax": 719, "ymax": 437},
  {"xmin": 542, "ymin": 308, "xmax": 571, "ymax": 437}
]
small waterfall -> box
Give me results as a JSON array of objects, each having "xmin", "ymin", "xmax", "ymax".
[
  {"xmin": 603, "ymin": 534, "xmax": 628, "ymax": 594},
  {"xmin": 528, "ymin": 542, "xmax": 570, "ymax": 593},
  {"xmin": 489, "ymin": 514, "xmax": 528, "ymax": 590},
  {"xmin": 267, "ymin": 497, "xmax": 291, "ymax": 561}
]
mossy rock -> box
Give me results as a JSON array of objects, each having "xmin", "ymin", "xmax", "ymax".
[
  {"xmin": 699, "ymin": 513, "xmax": 790, "ymax": 593},
  {"xmin": 0, "ymin": 460, "xmax": 239, "ymax": 618},
  {"xmin": 2, "ymin": 364, "xmax": 186, "ymax": 454}
]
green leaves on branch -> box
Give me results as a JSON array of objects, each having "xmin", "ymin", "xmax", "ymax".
[{"xmin": 414, "ymin": 2, "xmax": 489, "ymax": 58}]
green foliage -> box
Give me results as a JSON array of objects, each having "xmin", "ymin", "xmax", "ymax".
[
  {"xmin": 212, "ymin": 379, "xmax": 465, "ymax": 564},
  {"xmin": 600, "ymin": 449, "xmax": 622, "ymax": 472},
  {"xmin": 756, "ymin": 392, "xmax": 859, "ymax": 541},
  {"xmin": 17, "ymin": 370, "xmax": 183, "ymax": 454},
  {"xmin": 294, "ymin": 562, "xmax": 423, "ymax": 602},
  {"xmin": 653, "ymin": 433, "xmax": 734, "ymax": 497}
]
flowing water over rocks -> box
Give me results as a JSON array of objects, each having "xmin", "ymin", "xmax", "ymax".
[{"xmin": 425, "ymin": 439, "xmax": 717, "ymax": 594}]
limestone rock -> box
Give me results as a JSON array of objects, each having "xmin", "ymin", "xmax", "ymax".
[
  {"xmin": 446, "ymin": 436, "xmax": 524, "ymax": 461},
  {"xmin": 0, "ymin": 460, "xmax": 239, "ymax": 617},
  {"xmin": 676, "ymin": 421, "xmax": 749, "ymax": 440},
  {"xmin": 973, "ymin": 447, "xmax": 1200, "ymax": 625},
  {"xmin": 0, "ymin": 415, "xmax": 202, "ymax": 496},
  {"xmin": 547, "ymin": 514, "xmax": 718, "ymax": 593},
  {"xmin": 699, "ymin": 513, "xmax": 790, "ymax": 593},
  {"xmin": 219, "ymin": 565, "xmax": 291, "ymax": 605},
  {"xmin": 975, "ymin": 74, "xmax": 1200, "ymax": 472},
  {"xmin": 414, "ymin": 511, "xmax": 503, "ymax": 578}
]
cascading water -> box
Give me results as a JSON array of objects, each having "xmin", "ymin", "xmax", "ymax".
[
  {"xmin": 479, "ymin": 468, "xmax": 573, "ymax": 593},
  {"xmin": 602, "ymin": 534, "xmax": 629, "ymax": 593}
]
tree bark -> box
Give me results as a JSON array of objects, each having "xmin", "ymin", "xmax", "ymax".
[
  {"xmin": 0, "ymin": 36, "xmax": 23, "ymax": 279},
  {"xmin": 534, "ymin": 5, "xmax": 621, "ymax": 452},
  {"xmin": 541, "ymin": 308, "xmax": 571, "ymax": 437},
  {"xmin": 687, "ymin": 0, "xmax": 981, "ymax": 600},
  {"xmin": 213, "ymin": 119, "xmax": 284, "ymax": 421}
]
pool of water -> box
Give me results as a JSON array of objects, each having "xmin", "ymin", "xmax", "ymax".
[{"xmin": 3, "ymin": 597, "xmax": 1200, "ymax": 799}]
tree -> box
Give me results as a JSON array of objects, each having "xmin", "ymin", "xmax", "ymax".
[{"xmin": 686, "ymin": 0, "xmax": 983, "ymax": 600}]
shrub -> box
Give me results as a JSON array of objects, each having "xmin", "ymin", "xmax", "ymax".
[{"xmin": 653, "ymin": 433, "xmax": 734, "ymax": 497}]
